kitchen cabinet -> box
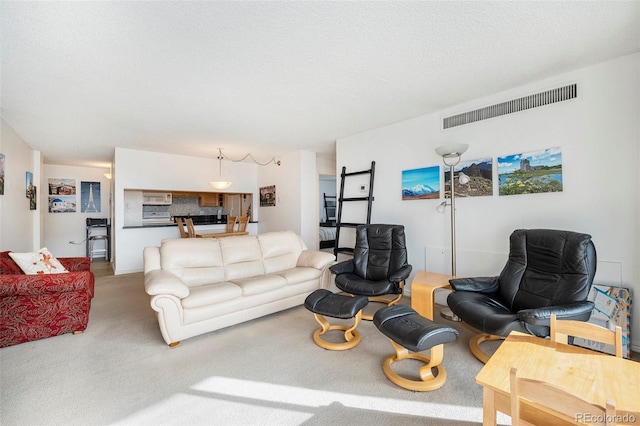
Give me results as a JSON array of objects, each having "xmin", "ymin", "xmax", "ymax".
[
  {"xmin": 199, "ymin": 192, "xmax": 221, "ymax": 207},
  {"xmin": 171, "ymin": 191, "xmax": 194, "ymax": 197}
]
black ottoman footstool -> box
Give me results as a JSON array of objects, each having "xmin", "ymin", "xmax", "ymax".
[
  {"xmin": 373, "ymin": 305, "xmax": 459, "ymax": 391},
  {"xmin": 304, "ymin": 289, "xmax": 369, "ymax": 350}
]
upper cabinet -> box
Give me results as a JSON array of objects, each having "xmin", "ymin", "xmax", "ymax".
[{"xmin": 199, "ymin": 193, "xmax": 221, "ymax": 207}]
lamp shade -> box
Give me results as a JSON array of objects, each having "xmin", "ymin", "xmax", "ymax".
[
  {"xmin": 209, "ymin": 181, "xmax": 232, "ymax": 190},
  {"xmin": 435, "ymin": 143, "xmax": 469, "ymax": 158},
  {"xmin": 210, "ymin": 148, "xmax": 232, "ymax": 189}
]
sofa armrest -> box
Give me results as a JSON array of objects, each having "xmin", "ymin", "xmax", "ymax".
[
  {"xmin": 143, "ymin": 246, "xmax": 161, "ymax": 275},
  {"xmin": 0, "ymin": 271, "xmax": 95, "ymax": 297},
  {"xmin": 296, "ymin": 250, "xmax": 336, "ymax": 270},
  {"xmin": 144, "ymin": 269, "xmax": 190, "ymax": 299},
  {"xmin": 59, "ymin": 257, "xmax": 91, "ymax": 272}
]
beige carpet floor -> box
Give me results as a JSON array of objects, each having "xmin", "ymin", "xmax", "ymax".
[{"xmin": 0, "ymin": 266, "xmax": 510, "ymax": 426}]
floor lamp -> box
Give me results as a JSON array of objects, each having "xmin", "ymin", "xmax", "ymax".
[{"xmin": 435, "ymin": 143, "xmax": 469, "ymax": 321}]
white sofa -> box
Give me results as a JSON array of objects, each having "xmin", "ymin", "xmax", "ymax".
[{"xmin": 143, "ymin": 231, "xmax": 336, "ymax": 346}]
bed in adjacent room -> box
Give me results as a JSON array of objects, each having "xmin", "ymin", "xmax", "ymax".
[{"xmin": 319, "ymin": 225, "xmax": 336, "ymax": 249}]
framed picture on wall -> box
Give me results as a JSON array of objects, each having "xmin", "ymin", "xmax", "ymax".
[
  {"xmin": 48, "ymin": 195, "xmax": 76, "ymax": 213},
  {"xmin": 48, "ymin": 178, "xmax": 76, "ymax": 213},
  {"xmin": 402, "ymin": 165, "xmax": 440, "ymax": 200},
  {"xmin": 26, "ymin": 171, "xmax": 34, "ymax": 198},
  {"xmin": 498, "ymin": 147, "xmax": 563, "ymax": 196},
  {"xmin": 48, "ymin": 178, "xmax": 76, "ymax": 195},
  {"xmin": 29, "ymin": 186, "xmax": 37, "ymax": 210},
  {"xmin": 81, "ymin": 181, "xmax": 101, "ymax": 213},
  {"xmin": 260, "ymin": 185, "xmax": 276, "ymax": 206},
  {"xmin": 444, "ymin": 157, "xmax": 493, "ymax": 198}
]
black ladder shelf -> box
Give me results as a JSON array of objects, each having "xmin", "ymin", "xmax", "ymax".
[{"xmin": 334, "ymin": 161, "xmax": 375, "ymax": 257}]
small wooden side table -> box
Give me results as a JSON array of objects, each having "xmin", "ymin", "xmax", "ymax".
[{"xmin": 410, "ymin": 271, "xmax": 455, "ymax": 320}]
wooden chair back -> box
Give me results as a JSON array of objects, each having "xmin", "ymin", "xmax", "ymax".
[
  {"xmin": 185, "ymin": 218, "xmax": 200, "ymax": 238},
  {"xmin": 510, "ymin": 367, "xmax": 616, "ymax": 426},
  {"xmin": 226, "ymin": 216, "xmax": 237, "ymax": 233},
  {"xmin": 237, "ymin": 216, "xmax": 249, "ymax": 232},
  {"xmin": 550, "ymin": 314, "xmax": 623, "ymax": 358},
  {"xmin": 176, "ymin": 218, "xmax": 188, "ymax": 238}
]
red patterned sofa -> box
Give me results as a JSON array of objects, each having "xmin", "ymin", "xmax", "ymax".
[{"xmin": 0, "ymin": 251, "xmax": 95, "ymax": 347}]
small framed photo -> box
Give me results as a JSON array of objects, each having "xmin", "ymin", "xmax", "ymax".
[
  {"xmin": 29, "ymin": 186, "xmax": 37, "ymax": 210},
  {"xmin": 26, "ymin": 171, "xmax": 34, "ymax": 198},
  {"xmin": 260, "ymin": 185, "xmax": 276, "ymax": 206}
]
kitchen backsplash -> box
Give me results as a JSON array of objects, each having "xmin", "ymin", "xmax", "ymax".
[{"xmin": 143, "ymin": 196, "xmax": 222, "ymax": 217}]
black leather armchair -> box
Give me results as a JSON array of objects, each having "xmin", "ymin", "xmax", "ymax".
[
  {"xmin": 330, "ymin": 224, "xmax": 412, "ymax": 320},
  {"xmin": 447, "ymin": 229, "xmax": 597, "ymax": 363}
]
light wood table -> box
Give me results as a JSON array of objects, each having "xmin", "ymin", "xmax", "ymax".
[
  {"xmin": 476, "ymin": 331, "xmax": 640, "ymax": 426},
  {"xmin": 410, "ymin": 271, "xmax": 455, "ymax": 320},
  {"xmin": 196, "ymin": 231, "xmax": 249, "ymax": 238}
]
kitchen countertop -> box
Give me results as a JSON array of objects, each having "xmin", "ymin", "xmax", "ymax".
[
  {"xmin": 172, "ymin": 214, "xmax": 228, "ymax": 225},
  {"xmin": 124, "ymin": 218, "xmax": 257, "ymax": 229}
]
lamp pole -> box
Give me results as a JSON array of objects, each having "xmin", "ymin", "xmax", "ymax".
[
  {"xmin": 448, "ymin": 162, "xmax": 457, "ymax": 276},
  {"xmin": 436, "ymin": 144, "xmax": 468, "ymax": 321}
]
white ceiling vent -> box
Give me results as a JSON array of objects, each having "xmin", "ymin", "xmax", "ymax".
[{"xmin": 443, "ymin": 84, "xmax": 577, "ymax": 129}]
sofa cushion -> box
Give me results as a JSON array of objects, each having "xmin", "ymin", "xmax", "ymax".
[
  {"xmin": 220, "ymin": 236, "xmax": 265, "ymax": 281},
  {"xmin": 258, "ymin": 231, "xmax": 305, "ymax": 274},
  {"xmin": 182, "ymin": 282, "xmax": 242, "ymax": 309},
  {"xmin": 9, "ymin": 248, "xmax": 69, "ymax": 275},
  {"xmin": 160, "ymin": 239, "xmax": 226, "ymax": 286},
  {"xmin": 229, "ymin": 274, "xmax": 287, "ymax": 296}
]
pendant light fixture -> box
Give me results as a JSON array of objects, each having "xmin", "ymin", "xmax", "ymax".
[
  {"xmin": 209, "ymin": 148, "xmax": 232, "ymax": 190},
  {"xmin": 208, "ymin": 148, "xmax": 281, "ymax": 190}
]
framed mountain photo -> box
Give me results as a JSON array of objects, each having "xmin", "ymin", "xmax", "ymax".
[{"xmin": 402, "ymin": 165, "xmax": 440, "ymax": 200}]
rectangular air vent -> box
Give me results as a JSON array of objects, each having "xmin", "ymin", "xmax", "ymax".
[{"xmin": 443, "ymin": 83, "xmax": 577, "ymax": 129}]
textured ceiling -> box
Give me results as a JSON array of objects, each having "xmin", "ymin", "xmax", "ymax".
[{"xmin": 1, "ymin": 1, "xmax": 638, "ymax": 167}]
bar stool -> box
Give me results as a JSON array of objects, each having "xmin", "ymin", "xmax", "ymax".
[
  {"xmin": 86, "ymin": 218, "xmax": 110, "ymax": 261},
  {"xmin": 88, "ymin": 234, "xmax": 109, "ymax": 260}
]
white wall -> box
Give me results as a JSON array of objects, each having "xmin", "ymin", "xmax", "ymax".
[
  {"xmin": 0, "ymin": 119, "xmax": 41, "ymax": 252},
  {"xmin": 337, "ymin": 53, "xmax": 640, "ymax": 351},
  {"xmin": 257, "ymin": 150, "xmax": 318, "ymax": 249},
  {"xmin": 42, "ymin": 164, "xmax": 112, "ymax": 257},
  {"xmin": 316, "ymin": 154, "xmax": 337, "ymax": 176}
]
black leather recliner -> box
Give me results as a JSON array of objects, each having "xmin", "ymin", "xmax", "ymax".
[
  {"xmin": 330, "ymin": 224, "xmax": 412, "ymax": 320},
  {"xmin": 446, "ymin": 229, "xmax": 597, "ymax": 363}
]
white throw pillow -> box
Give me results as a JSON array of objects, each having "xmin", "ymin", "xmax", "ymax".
[{"xmin": 9, "ymin": 247, "xmax": 69, "ymax": 275}]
